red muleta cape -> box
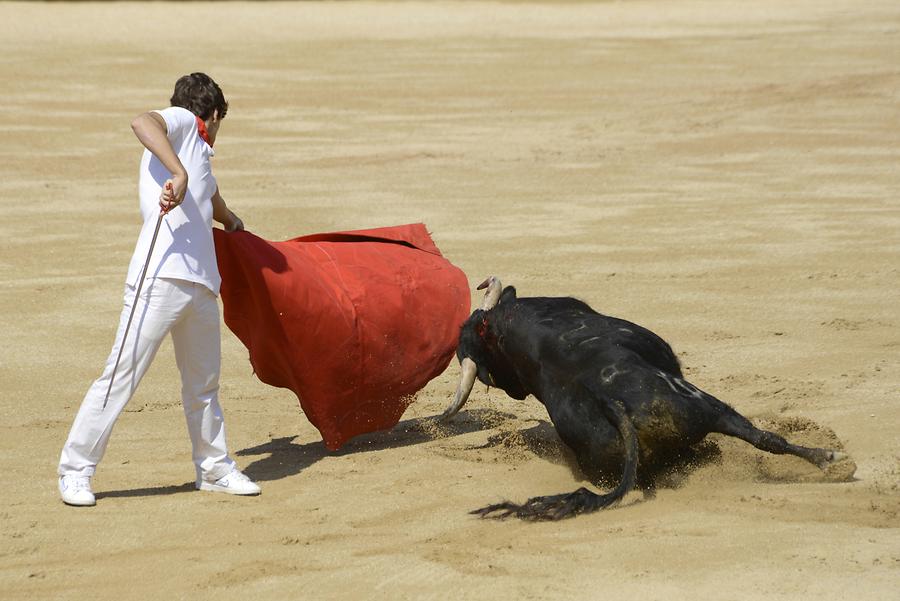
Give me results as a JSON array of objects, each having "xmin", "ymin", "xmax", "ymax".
[{"xmin": 213, "ymin": 223, "xmax": 470, "ymax": 450}]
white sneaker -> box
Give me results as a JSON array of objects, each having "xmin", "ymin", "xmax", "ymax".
[
  {"xmin": 196, "ymin": 469, "xmax": 260, "ymax": 496},
  {"xmin": 59, "ymin": 475, "xmax": 96, "ymax": 507}
]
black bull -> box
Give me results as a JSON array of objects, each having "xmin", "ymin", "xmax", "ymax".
[{"xmin": 439, "ymin": 277, "xmax": 848, "ymax": 521}]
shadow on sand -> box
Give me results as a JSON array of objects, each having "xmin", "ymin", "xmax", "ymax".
[
  {"xmin": 94, "ymin": 409, "xmax": 505, "ymax": 499},
  {"xmin": 95, "ymin": 482, "xmax": 196, "ymax": 500},
  {"xmin": 93, "ymin": 409, "xmax": 727, "ymax": 499},
  {"xmin": 236, "ymin": 408, "xmax": 511, "ymax": 483}
]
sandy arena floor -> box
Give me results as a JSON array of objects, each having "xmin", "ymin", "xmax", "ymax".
[{"xmin": 1, "ymin": 1, "xmax": 898, "ymax": 599}]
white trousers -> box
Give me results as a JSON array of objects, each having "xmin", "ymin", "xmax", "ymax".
[{"xmin": 58, "ymin": 278, "xmax": 236, "ymax": 482}]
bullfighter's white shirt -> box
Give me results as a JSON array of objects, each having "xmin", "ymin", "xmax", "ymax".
[{"xmin": 125, "ymin": 106, "xmax": 221, "ymax": 295}]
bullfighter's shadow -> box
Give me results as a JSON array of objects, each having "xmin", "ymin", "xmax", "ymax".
[
  {"xmin": 235, "ymin": 408, "xmax": 514, "ymax": 483},
  {"xmin": 95, "ymin": 482, "xmax": 196, "ymax": 500},
  {"xmin": 95, "ymin": 410, "xmax": 502, "ymax": 499}
]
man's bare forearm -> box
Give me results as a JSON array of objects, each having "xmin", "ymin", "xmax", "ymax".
[{"xmin": 212, "ymin": 187, "xmax": 243, "ymax": 231}]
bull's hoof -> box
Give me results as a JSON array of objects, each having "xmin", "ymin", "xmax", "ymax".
[
  {"xmin": 820, "ymin": 450, "xmax": 857, "ymax": 482},
  {"xmin": 827, "ymin": 450, "xmax": 847, "ymax": 463}
]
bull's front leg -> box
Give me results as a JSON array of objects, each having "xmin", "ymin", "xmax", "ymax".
[{"xmin": 473, "ymin": 395, "xmax": 640, "ymax": 521}]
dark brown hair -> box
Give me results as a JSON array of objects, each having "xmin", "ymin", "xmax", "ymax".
[{"xmin": 170, "ymin": 72, "xmax": 228, "ymax": 121}]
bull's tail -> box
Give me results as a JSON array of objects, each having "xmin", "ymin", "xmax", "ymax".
[
  {"xmin": 471, "ymin": 397, "xmax": 639, "ymax": 521},
  {"xmin": 593, "ymin": 397, "xmax": 639, "ymax": 505}
]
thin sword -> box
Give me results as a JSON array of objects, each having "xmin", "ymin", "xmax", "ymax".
[{"xmin": 102, "ymin": 197, "xmax": 170, "ymax": 410}]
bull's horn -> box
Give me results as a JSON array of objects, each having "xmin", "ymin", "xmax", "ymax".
[
  {"xmin": 477, "ymin": 276, "xmax": 502, "ymax": 310},
  {"xmin": 439, "ymin": 357, "xmax": 478, "ymax": 421}
]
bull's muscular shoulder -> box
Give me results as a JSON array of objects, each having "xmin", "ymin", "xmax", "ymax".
[
  {"xmin": 501, "ymin": 295, "xmax": 682, "ymax": 377},
  {"xmin": 512, "ymin": 296, "xmax": 596, "ymax": 318}
]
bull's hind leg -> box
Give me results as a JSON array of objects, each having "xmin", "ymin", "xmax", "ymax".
[{"xmin": 713, "ymin": 409, "xmax": 845, "ymax": 469}]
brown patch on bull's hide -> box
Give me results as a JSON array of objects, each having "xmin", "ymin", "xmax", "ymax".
[{"xmin": 636, "ymin": 398, "xmax": 685, "ymax": 465}]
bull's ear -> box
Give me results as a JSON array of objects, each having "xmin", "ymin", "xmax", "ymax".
[{"xmin": 499, "ymin": 286, "xmax": 517, "ymax": 304}]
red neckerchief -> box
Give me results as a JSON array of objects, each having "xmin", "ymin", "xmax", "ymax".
[{"xmin": 196, "ymin": 115, "xmax": 212, "ymax": 147}]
